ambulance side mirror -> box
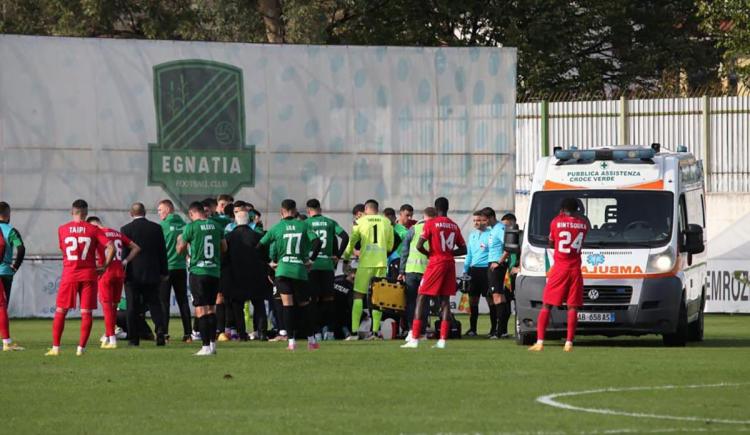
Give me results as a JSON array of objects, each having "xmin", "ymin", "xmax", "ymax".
[
  {"xmin": 504, "ymin": 224, "xmax": 522, "ymax": 254},
  {"xmin": 683, "ymin": 224, "xmax": 704, "ymax": 255}
]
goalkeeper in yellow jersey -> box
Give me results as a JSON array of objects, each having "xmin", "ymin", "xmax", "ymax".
[{"xmin": 342, "ymin": 199, "xmax": 394, "ymax": 340}]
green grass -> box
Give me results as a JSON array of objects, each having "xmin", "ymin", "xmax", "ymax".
[{"xmin": 2, "ymin": 315, "xmax": 750, "ymax": 434}]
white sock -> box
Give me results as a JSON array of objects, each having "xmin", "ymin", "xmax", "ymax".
[
  {"xmin": 308, "ymin": 335, "xmax": 316, "ymax": 344},
  {"xmin": 565, "ymin": 340, "xmax": 573, "ymax": 346},
  {"xmin": 109, "ymin": 336, "xmax": 117, "ymax": 345},
  {"xmin": 536, "ymin": 340, "xmax": 544, "ymax": 345},
  {"xmin": 77, "ymin": 346, "xmax": 85, "ymax": 353},
  {"xmin": 52, "ymin": 345, "xmax": 60, "ymax": 351},
  {"xmin": 209, "ymin": 341, "xmax": 216, "ymax": 352},
  {"xmin": 3, "ymin": 338, "xmax": 12, "ymax": 345},
  {"xmin": 201, "ymin": 345, "xmax": 210, "ymax": 352},
  {"xmin": 288, "ymin": 338, "xmax": 296, "ymax": 346}
]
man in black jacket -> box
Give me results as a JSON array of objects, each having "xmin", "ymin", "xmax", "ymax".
[
  {"xmin": 121, "ymin": 202, "xmax": 169, "ymax": 346},
  {"xmin": 223, "ymin": 205, "xmax": 270, "ymax": 340}
]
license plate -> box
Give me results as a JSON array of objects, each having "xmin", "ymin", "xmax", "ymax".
[{"xmin": 578, "ymin": 312, "xmax": 615, "ymax": 323}]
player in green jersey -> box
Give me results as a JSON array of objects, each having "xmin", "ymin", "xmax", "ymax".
[
  {"xmin": 258, "ymin": 199, "xmax": 322, "ymax": 351},
  {"xmin": 177, "ymin": 202, "xmax": 227, "ymax": 356},
  {"xmin": 342, "ymin": 199, "xmax": 394, "ymax": 340},
  {"xmin": 156, "ymin": 199, "xmax": 192, "ymax": 342},
  {"xmin": 305, "ymin": 198, "xmax": 349, "ymax": 341}
]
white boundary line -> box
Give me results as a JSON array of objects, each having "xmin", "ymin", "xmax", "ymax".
[{"xmin": 536, "ymin": 383, "xmax": 750, "ymax": 425}]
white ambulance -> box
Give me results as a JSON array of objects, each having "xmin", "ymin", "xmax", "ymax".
[{"xmin": 515, "ymin": 144, "xmax": 707, "ymax": 346}]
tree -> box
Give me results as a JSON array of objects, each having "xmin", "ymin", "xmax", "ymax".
[{"xmin": 699, "ymin": 0, "xmax": 750, "ymax": 90}]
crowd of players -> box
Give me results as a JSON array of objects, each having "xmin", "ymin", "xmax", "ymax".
[{"xmin": 0, "ymin": 193, "xmax": 589, "ymax": 355}]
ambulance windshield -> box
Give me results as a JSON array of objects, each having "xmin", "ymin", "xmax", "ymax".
[{"xmin": 528, "ymin": 190, "xmax": 674, "ymax": 248}]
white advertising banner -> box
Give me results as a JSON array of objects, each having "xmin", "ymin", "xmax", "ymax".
[
  {"xmin": 706, "ymin": 261, "xmax": 750, "ymax": 313},
  {"xmin": 0, "ymin": 35, "xmax": 517, "ymax": 258}
]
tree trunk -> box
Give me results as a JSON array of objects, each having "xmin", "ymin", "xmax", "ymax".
[{"xmin": 258, "ymin": 0, "xmax": 284, "ymax": 43}]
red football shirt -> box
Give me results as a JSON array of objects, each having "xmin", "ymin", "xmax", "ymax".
[
  {"xmin": 549, "ymin": 212, "xmax": 589, "ymax": 268},
  {"xmin": 58, "ymin": 220, "xmax": 111, "ymax": 282},
  {"xmin": 420, "ymin": 216, "xmax": 466, "ymax": 263},
  {"xmin": 95, "ymin": 228, "xmax": 131, "ymax": 280}
]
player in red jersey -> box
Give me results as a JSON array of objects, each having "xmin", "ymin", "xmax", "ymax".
[
  {"xmin": 402, "ymin": 197, "xmax": 466, "ymax": 349},
  {"xmin": 87, "ymin": 216, "xmax": 141, "ymax": 349},
  {"xmin": 530, "ymin": 198, "xmax": 590, "ymax": 352},
  {"xmin": 45, "ymin": 200, "xmax": 114, "ymax": 357},
  {"xmin": 0, "ymin": 230, "xmax": 23, "ymax": 351}
]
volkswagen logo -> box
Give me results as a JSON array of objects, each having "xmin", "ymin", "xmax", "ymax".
[{"xmin": 588, "ymin": 289, "xmax": 600, "ymax": 301}]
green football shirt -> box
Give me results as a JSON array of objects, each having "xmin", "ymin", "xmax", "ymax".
[
  {"xmin": 343, "ymin": 214, "xmax": 394, "ymax": 268},
  {"xmin": 260, "ymin": 217, "xmax": 318, "ymax": 280},
  {"xmin": 160, "ymin": 213, "xmax": 187, "ymax": 270},
  {"xmin": 181, "ymin": 219, "xmax": 223, "ymax": 277},
  {"xmin": 307, "ymin": 214, "xmax": 345, "ymax": 271}
]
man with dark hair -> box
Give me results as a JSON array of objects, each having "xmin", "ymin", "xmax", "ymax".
[
  {"xmin": 530, "ymin": 198, "xmax": 589, "ymax": 352},
  {"xmin": 121, "ymin": 202, "xmax": 170, "ymax": 347},
  {"xmin": 0, "ymin": 230, "xmax": 23, "ymax": 351},
  {"xmin": 497, "ymin": 213, "xmax": 518, "ymax": 338},
  {"xmin": 157, "ymin": 199, "xmax": 192, "ymax": 342},
  {"xmin": 398, "ymin": 204, "xmax": 417, "ymax": 229},
  {"xmin": 258, "ymin": 199, "xmax": 323, "ymax": 350},
  {"xmin": 398, "ymin": 207, "xmax": 436, "ymax": 340},
  {"xmin": 383, "ymin": 208, "xmax": 397, "ymax": 224},
  {"xmin": 484, "ymin": 207, "xmax": 505, "ymax": 338},
  {"xmin": 402, "ymin": 197, "xmax": 466, "ymax": 349},
  {"xmin": 47, "ymin": 199, "xmax": 115, "ymax": 356},
  {"xmin": 351, "ymin": 203, "xmax": 365, "ymax": 223},
  {"xmin": 87, "ymin": 216, "xmax": 141, "ymax": 349},
  {"xmin": 177, "ymin": 201, "xmax": 227, "ymax": 355},
  {"xmin": 306, "ymin": 198, "xmax": 349, "ymax": 340},
  {"xmin": 343, "ymin": 199, "xmax": 394, "ymax": 340},
  {"xmin": 463, "ymin": 210, "xmax": 491, "ymax": 336},
  {"xmin": 224, "ymin": 207, "xmax": 268, "ymax": 340},
  {"xmin": 0, "ymin": 202, "xmax": 25, "ymax": 305}
]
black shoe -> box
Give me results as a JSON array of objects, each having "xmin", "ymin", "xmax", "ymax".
[
  {"xmin": 486, "ymin": 331, "xmax": 497, "ymax": 338},
  {"xmin": 464, "ymin": 330, "xmax": 477, "ymax": 337},
  {"xmin": 182, "ymin": 335, "xmax": 192, "ymax": 343},
  {"xmin": 156, "ymin": 334, "xmax": 166, "ymax": 346},
  {"xmin": 257, "ymin": 331, "xmax": 268, "ymax": 341},
  {"xmin": 498, "ymin": 333, "xmax": 511, "ymax": 339},
  {"xmin": 128, "ymin": 341, "xmax": 140, "ymax": 347}
]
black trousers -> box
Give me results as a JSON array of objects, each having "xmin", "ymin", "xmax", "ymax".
[
  {"xmin": 125, "ymin": 281, "xmax": 166, "ymax": 345},
  {"xmin": 1, "ymin": 275, "xmax": 12, "ymax": 302},
  {"xmin": 158, "ymin": 269, "xmax": 191, "ymax": 337}
]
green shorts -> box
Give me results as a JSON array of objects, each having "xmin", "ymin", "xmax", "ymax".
[{"xmin": 353, "ymin": 267, "xmax": 387, "ymax": 294}]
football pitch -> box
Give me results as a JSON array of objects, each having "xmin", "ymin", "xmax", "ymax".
[{"xmin": 2, "ymin": 315, "xmax": 750, "ymax": 435}]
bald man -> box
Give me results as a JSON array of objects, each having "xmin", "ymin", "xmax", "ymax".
[{"xmin": 120, "ymin": 202, "xmax": 169, "ymax": 346}]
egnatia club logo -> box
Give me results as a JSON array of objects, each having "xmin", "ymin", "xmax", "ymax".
[{"xmin": 148, "ymin": 60, "xmax": 255, "ymax": 210}]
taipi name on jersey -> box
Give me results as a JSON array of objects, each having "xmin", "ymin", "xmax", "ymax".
[
  {"xmin": 68, "ymin": 225, "xmax": 89, "ymax": 234},
  {"xmin": 160, "ymin": 155, "xmax": 242, "ymax": 175},
  {"xmin": 555, "ymin": 221, "xmax": 588, "ymax": 230}
]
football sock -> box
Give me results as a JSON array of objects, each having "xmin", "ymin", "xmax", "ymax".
[
  {"xmin": 351, "ymin": 298, "xmax": 363, "ymax": 333},
  {"xmin": 497, "ymin": 302, "xmax": 508, "ymax": 335},
  {"xmin": 282, "ymin": 305, "xmax": 295, "ymax": 340},
  {"xmin": 199, "ymin": 316, "xmax": 211, "ymax": 346},
  {"xmin": 79, "ymin": 311, "xmax": 93, "ymax": 348},
  {"xmin": 537, "ymin": 307, "xmax": 551, "ymax": 343},
  {"xmin": 0, "ymin": 306, "xmax": 9, "ymax": 340},
  {"xmin": 207, "ymin": 314, "xmax": 217, "ymax": 342},
  {"xmin": 371, "ymin": 309, "xmax": 383, "ymax": 333},
  {"xmin": 52, "ymin": 310, "xmax": 66, "ymax": 347},
  {"xmin": 440, "ymin": 320, "xmax": 450, "ymax": 340},
  {"xmin": 103, "ymin": 303, "xmax": 116, "ymax": 337},
  {"xmin": 108, "ymin": 335, "xmax": 117, "ymax": 345},
  {"xmin": 216, "ymin": 304, "xmax": 225, "ymax": 333},
  {"xmin": 469, "ymin": 304, "xmax": 478, "ymax": 332},
  {"xmin": 411, "ymin": 319, "xmax": 423, "ymax": 340},
  {"xmin": 304, "ymin": 304, "xmax": 317, "ymax": 339},
  {"xmin": 566, "ymin": 309, "xmax": 578, "ymax": 343},
  {"xmin": 488, "ymin": 303, "xmax": 497, "ymax": 334}
]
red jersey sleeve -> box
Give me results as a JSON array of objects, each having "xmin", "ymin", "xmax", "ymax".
[
  {"xmin": 420, "ymin": 219, "xmax": 433, "ymax": 240},
  {"xmin": 93, "ymin": 226, "xmax": 111, "ymax": 249}
]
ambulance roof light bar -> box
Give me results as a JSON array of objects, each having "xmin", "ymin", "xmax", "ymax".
[{"xmin": 554, "ymin": 147, "xmax": 656, "ymax": 163}]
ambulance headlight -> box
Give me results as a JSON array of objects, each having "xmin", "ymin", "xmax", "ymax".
[
  {"xmin": 522, "ymin": 250, "xmax": 546, "ymax": 273},
  {"xmin": 647, "ymin": 249, "xmax": 676, "ymax": 273}
]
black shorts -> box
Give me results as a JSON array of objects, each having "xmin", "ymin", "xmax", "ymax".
[
  {"xmin": 467, "ymin": 267, "xmax": 489, "ymax": 297},
  {"xmin": 275, "ymin": 276, "xmax": 312, "ymax": 303},
  {"xmin": 487, "ymin": 263, "xmax": 508, "ymax": 295},
  {"xmin": 189, "ymin": 274, "xmax": 220, "ymax": 307},
  {"xmin": 308, "ymin": 270, "xmax": 335, "ymax": 300}
]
